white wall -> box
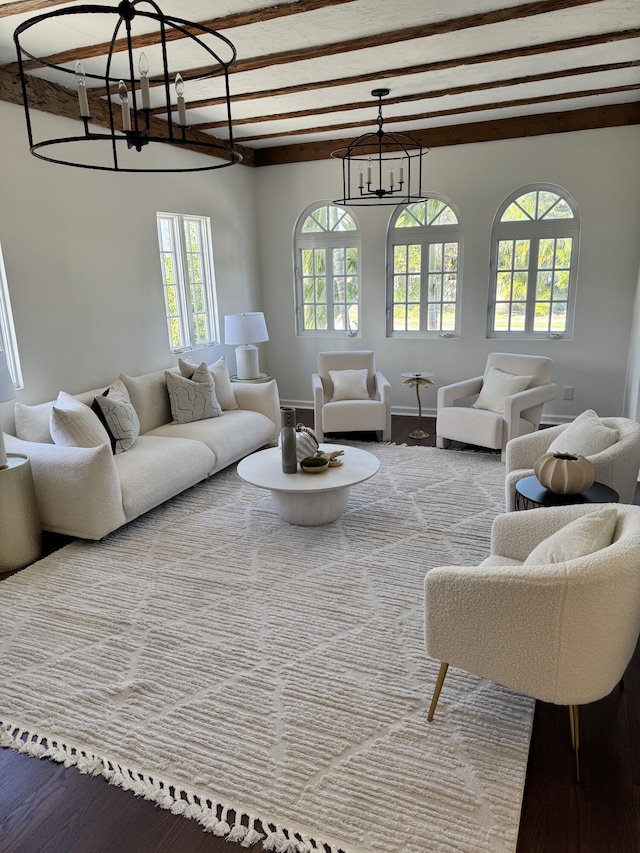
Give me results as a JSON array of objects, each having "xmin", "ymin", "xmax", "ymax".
[
  {"xmin": 2, "ymin": 99, "xmax": 640, "ymax": 432},
  {"xmin": 255, "ymin": 126, "xmax": 640, "ymax": 422},
  {"xmin": 0, "ymin": 100, "xmax": 263, "ymax": 424}
]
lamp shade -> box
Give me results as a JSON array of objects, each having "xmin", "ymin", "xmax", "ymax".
[
  {"xmin": 224, "ymin": 312, "xmax": 269, "ymax": 345},
  {"xmin": 0, "ymin": 352, "xmax": 15, "ymax": 404}
]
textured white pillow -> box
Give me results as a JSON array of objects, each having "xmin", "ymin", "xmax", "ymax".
[
  {"xmin": 92, "ymin": 387, "xmax": 140, "ymax": 454},
  {"xmin": 207, "ymin": 356, "xmax": 238, "ymax": 411},
  {"xmin": 165, "ymin": 363, "xmax": 221, "ymax": 424},
  {"xmin": 15, "ymin": 400, "xmax": 55, "ymax": 443},
  {"xmin": 524, "ymin": 507, "xmax": 618, "ymax": 565},
  {"xmin": 472, "ymin": 367, "xmax": 533, "ymax": 413},
  {"xmin": 548, "ymin": 409, "xmax": 619, "ymax": 457},
  {"xmin": 329, "ymin": 368, "xmax": 369, "ymax": 401},
  {"xmin": 50, "ymin": 391, "xmax": 111, "ymax": 448}
]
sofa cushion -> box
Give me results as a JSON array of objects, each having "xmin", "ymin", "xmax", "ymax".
[
  {"xmin": 120, "ymin": 370, "xmax": 174, "ymax": 434},
  {"xmin": 147, "ymin": 409, "xmax": 274, "ymax": 472},
  {"xmin": 15, "ymin": 400, "xmax": 55, "ymax": 443},
  {"xmin": 472, "ymin": 367, "xmax": 532, "ymax": 413},
  {"xmin": 114, "ymin": 435, "xmax": 215, "ymax": 522},
  {"xmin": 329, "ymin": 368, "xmax": 370, "ymax": 401},
  {"xmin": 524, "ymin": 506, "xmax": 618, "ymax": 565},
  {"xmin": 547, "ymin": 409, "xmax": 619, "ymax": 457},
  {"xmin": 92, "ymin": 387, "xmax": 141, "ymax": 454},
  {"xmin": 49, "ymin": 391, "xmax": 111, "ymax": 448},
  {"xmin": 165, "ymin": 363, "xmax": 221, "ymax": 424}
]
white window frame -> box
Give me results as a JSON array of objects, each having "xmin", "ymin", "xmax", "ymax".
[
  {"xmin": 488, "ymin": 184, "xmax": 579, "ymax": 340},
  {"xmin": 156, "ymin": 212, "xmax": 219, "ymax": 353},
  {"xmin": 386, "ymin": 194, "xmax": 463, "ymax": 338},
  {"xmin": 0, "ymin": 241, "xmax": 23, "ymax": 388},
  {"xmin": 293, "ymin": 202, "xmax": 361, "ymax": 337}
]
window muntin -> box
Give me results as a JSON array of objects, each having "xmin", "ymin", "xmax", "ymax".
[
  {"xmin": 157, "ymin": 213, "xmax": 218, "ymax": 352},
  {"xmin": 387, "ymin": 197, "xmax": 462, "ymax": 336},
  {"xmin": 0, "ymin": 241, "xmax": 22, "ymax": 388},
  {"xmin": 295, "ymin": 203, "xmax": 360, "ymax": 335},
  {"xmin": 489, "ymin": 186, "xmax": 579, "ymax": 338}
]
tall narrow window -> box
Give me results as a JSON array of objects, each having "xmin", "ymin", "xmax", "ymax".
[
  {"xmin": 156, "ymin": 213, "xmax": 219, "ymax": 352},
  {"xmin": 294, "ymin": 203, "xmax": 360, "ymax": 335},
  {"xmin": 387, "ymin": 196, "xmax": 462, "ymax": 336},
  {"xmin": 0, "ymin": 241, "xmax": 23, "ymax": 388},
  {"xmin": 489, "ymin": 185, "xmax": 579, "ymax": 338}
]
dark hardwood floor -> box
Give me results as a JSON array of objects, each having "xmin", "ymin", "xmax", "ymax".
[{"xmin": 1, "ymin": 413, "xmax": 638, "ymax": 852}]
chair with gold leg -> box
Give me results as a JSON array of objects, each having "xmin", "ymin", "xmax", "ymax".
[{"xmin": 424, "ymin": 503, "xmax": 640, "ymax": 780}]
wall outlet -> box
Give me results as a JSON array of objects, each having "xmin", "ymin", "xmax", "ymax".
[{"xmin": 562, "ymin": 386, "xmax": 575, "ymax": 401}]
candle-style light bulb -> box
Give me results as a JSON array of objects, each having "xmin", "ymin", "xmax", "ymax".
[
  {"xmin": 75, "ymin": 61, "xmax": 90, "ymax": 118},
  {"xmin": 399, "ymin": 162, "xmax": 404, "ymax": 184},
  {"xmin": 175, "ymin": 73, "xmax": 187, "ymax": 126},
  {"xmin": 366, "ymin": 158, "xmax": 372, "ymax": 185},
  {"xmin": 118, "ymin": 80, "xmax": 131, "ymax": 131},
  {"xmin": 138, "ymin": 52, "xmax": 150, "ymax": 110}
]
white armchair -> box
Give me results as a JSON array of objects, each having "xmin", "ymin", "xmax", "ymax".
[
  {"xmin": 436, "ymin": 352, "xmax": 557, "ymax": 460},
  {"xmin": 425, "ymin": 504, "xmax": 640, "ymax": 778},
  {"xmin": 504, "ymin": 415, "xmax": 640, "ymax": 511},
  {"xmin": 312, "ymin": 350, "xmax": 391, "ymax": 442}
]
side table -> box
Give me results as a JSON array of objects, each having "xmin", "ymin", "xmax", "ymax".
[
  {"xmin": 230, "ymin": 374, "xmax": 272, "ymax": 384},
  {"xmin": 514, "ymin": 475, "xmax": 619, "ymax": 511},
  {"xmin": 0, "ymin": 454, "xmax": 42, "ymax": 572},
  {"xmin": 401, "ymin": 372, "xmax": 434, "ymax": 440}
]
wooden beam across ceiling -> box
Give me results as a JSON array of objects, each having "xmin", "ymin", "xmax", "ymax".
[
  {"xmin": 195, "ymin": 60, "xmax": 640, "ymax": 130},
  {"xmin": 254, "ymin": 102, "xmax": 640, "ymax": 166}
]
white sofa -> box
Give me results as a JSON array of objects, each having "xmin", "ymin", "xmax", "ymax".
[{"xmin": 4, "ymin": 367, "xmax": 280, "ymax": 540}]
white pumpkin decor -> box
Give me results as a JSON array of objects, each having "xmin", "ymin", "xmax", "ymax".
[{"xmin": 534, "ymin": 451, "xmax": 595, "ymax": 495}]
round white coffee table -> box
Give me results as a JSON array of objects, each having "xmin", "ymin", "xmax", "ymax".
[{"xmin": 237, "ymin": 444, "xmax": 380, "ymax": 525}]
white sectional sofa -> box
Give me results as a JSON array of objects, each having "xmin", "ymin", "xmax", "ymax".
[{"xmin": 4, "ymin": 363, "xmax": 280, "ymax": 540}]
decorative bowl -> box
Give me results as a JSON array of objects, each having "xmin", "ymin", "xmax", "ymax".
[{"xmin": 300, "ymin": 456, "xmax": 329, "ymax": 474}]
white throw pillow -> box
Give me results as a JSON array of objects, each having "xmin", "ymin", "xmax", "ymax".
[
  {"xmin": 50, "ymin": 391, "xmax": 111, "ymax": 448},
  {"xmin": 165, "ymin": 363, "xmax": 222, "ymax": 424},
  {"xmin": 329, "ymin": 368, "xmax": 370, "ymax": 401},
  {"xmin": 15, "ymin": 400, "xmax": 55, "ymax": 443},
  {"xmin": 524, "ymin": 507, "xmax": 618, "ymax": 565},
  {"xmin": 547, "ymin": 409, "xmax": 619, "ymax": 457},
  {"xmin": 472, "ymin": 367, "xmax": 533, "ymax": 413},
  {"xmin": 92, "ymin": 387, "xmax": 141, "ymax": 454},
  {"xmin": 207, "ymin": 355, "xmax": 238, "ymax": 411}
]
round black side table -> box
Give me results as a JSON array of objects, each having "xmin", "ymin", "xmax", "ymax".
[{"xmin": 514, "ymin": 475, "xmax": 619, "ymax": 511}]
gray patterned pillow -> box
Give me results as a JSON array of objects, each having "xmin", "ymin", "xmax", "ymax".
[
  {"xmin": 165, "ymin": 362, "xmax": 221, "ymax": 424},
  {"xmin": 92, "ymin": 388, "xmax": 140, "ymax": 454}
]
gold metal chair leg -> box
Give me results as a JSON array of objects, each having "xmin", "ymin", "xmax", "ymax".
[
  {"xmin": 427, "ymin": 662, "xmax": 449, "ymax": 721},
  {"xmin": 568, "ymin": 705, "xmax": 580, "ymax": 782}
]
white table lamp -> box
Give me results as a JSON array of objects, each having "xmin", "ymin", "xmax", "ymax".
[
  {"xmin": 224, "ymin": 312, "xmax": 269, "ymax": 380},
  {"xmin": 0, "ymin": 352, "xmax": 16, "ymax": 468}
]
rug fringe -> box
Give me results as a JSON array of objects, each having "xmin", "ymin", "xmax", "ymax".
[{"xmin": 0, "ymin": 719, "xmax": 348, "ymax": 853}]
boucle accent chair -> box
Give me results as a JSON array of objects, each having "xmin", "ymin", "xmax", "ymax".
[
  {"xmin": 424, "ymin": 503, "xmax": 640, "ymax": 779},
  {"xmin": 504, "ymin": 411, "xmax": 640, "ymax": 511},
  {"xmin": 312, "ymin": 350, "xmax": 391, "ymax": 442},
  {"xmin": 436, "ymin": 352, "xmax": 557, "ymax": 460}
]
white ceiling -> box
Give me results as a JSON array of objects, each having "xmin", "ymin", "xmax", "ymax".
[{"xmin": 1, "ymin": 0, "xmax": 639, "ymax": 166}]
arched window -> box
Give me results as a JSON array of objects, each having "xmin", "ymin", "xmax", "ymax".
[
  {"xmin": 294, "ymin": 203, "xmax": 360, "ymax": 335},
  {"xmin": 489, "ymin": 185, "xmax": 579, "ymax": 338},
  {"xmin": 387, "ymin": 196, "xmax": 462, "ymax": 336}
]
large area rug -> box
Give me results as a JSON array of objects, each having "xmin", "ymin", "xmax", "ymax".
[{"xmin": 0, "ymin": 443, "xmax": 534, "ymax": 853}]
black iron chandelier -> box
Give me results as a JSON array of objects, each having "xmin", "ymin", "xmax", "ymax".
[
  {"xmin": 13, "ymin": 0, "xmax": 242, "ymax": 173},
  {"xmin": 332, "ymin": 88, "xmax": 429, "ymax": 206}
]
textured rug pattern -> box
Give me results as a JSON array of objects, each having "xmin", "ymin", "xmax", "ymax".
[{"xmin": 0, "ymin": 443, "xmax": 533, "ymax": 853}]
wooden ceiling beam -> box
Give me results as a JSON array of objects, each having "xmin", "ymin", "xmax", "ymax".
[
  {"xmin": 180, "ymin": 28, "xmax": 640, "ymax": 115},
  {"xmin": 0, "ymin": 0, "xmax": 81, "ymax": 18},
  {"xmin": 11, "ymin": 0, "xmax": 358, "ymax": 72},
  {"xmin": 0, "ymin": 65, "xmax": 254, "ymax": 165},
  {"xmin": 253, "ymin": 102, "xmax": 640, "ymax": 166},
  {"xmin": 236, "ymin": 83, "xmax": 640, "ymax": 143},
  {"xmin": 195, "ymin": 60, "xmax": 640, "ymax": 130}
]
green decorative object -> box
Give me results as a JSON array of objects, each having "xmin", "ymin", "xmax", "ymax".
[
  {"xmin": 534, "ymin": 451, "xmax": 595, "ymax": 495},
  {"xmin": 300, "ymin": 456, "xmax": 329, "ymax": 474}
]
